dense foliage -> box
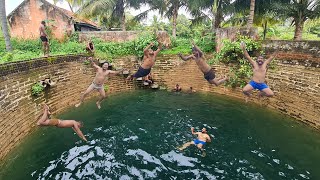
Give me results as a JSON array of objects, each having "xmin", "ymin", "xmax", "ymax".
[
  {"xmin": 0, "ymin": 28, "xmax": 216, "ymax": 63},
  {"xmin": 31, "ymin": 83, "xmax": 45, "ymax": 96},
  {"xmin": 211, "ymin": 36, "xmax": 263, "ymax": 88}
]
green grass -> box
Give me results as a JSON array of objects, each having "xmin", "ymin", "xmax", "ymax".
[{"xmin": 258, "ymin": 26, "xmax": 320, "ymax": 40}]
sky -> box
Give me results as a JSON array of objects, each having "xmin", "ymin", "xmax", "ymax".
[{"xmin": 6, "ymin": 0, "xmax": 192, "ymax": 24}]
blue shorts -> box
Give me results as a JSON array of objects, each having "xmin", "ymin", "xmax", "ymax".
[
  {"xmin": 133, "ymin": 66, "xmax": 151, "ymax": 78},
  {"xmin": 249, "ymin": 80, "xmax": 269, "ymax": 91},
  {"xmin": 194, "ymin": 139, "xmax": 206, "ymax": 145}
]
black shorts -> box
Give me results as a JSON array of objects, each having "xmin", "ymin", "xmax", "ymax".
[
  {"xmin": 40, "ymin": 36, "xmax": 48, "ymax": 42},
  {"xmin": 204, "ymin": 69, "xmax": 216, "ymax": 82},
  {"xmin": 133, "ymin": 66, "xmax": 151, "ymax": 78}
]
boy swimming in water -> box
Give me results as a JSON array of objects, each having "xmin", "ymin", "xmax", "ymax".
[
  {"xmin": 178, "ymin": 127, "xmax": 211, "ymax": 151},
  {"xmin": 37, "ymin": 104, "xmax": 87, "ymax": 142}
]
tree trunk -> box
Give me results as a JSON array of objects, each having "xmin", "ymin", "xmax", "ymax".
[
  {"xmin": 121, "ymin": 12, "xmax": 126, "ymax": 31},
  {"xmin": 263, "ymin": 20, "xmax": 267, "ymax": 40},
  {"xmin": 117, "ymin": 0, "xmax": 126, "ymax": 31},
  {"xmin": 214, "ymin": 9, "xmax": 223, "ymax": 29},
  {"xmin": 211, "ymin": 0, "xmax": 218, "ymax": 32},
  {"xmin": 294, "ymin": 20, "xmax": 304, "ymax": 40},
  {"xmin": 172, "ymin": 5, "xmax": 178, "ymax": 38},
  {"xmin": 0, "ymin": 0, "xmax": 12, "ymax": 51},
  {"xmin": 247, "ymin": 0, "xmax": 255, "ymax": 29},
  {"xmin": 67, "ymin": 2, "xmax": 74, "ymax": 13}
]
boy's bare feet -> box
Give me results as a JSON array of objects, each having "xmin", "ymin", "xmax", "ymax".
[
  {"xmin": 43, "ymin": 104, "xmax": 51, "ymax": 114},
  {"xmin": 96, "ymin": 101, "xmax": 101, "ymax": 109},
  {"xmin": 75, "ymin": 103, "xmax": 81, "ymax": 108},
  {"xmin": 245, "ymin": 96, "xmax": 250, "ymax": 103},
  {"xmin": 126, "ymin": 75, "xmax": 133, "ymax": 82}
]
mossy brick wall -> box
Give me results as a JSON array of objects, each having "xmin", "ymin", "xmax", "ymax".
[{"xmin": 0, "ymin": 55, "xmax": 134, "ymax": 161}]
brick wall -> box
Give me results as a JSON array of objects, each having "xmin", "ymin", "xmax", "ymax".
[
  {"xmin": 0, "ymin": 55, "xmax": 134, "ymax": 161},
  {"xmin": 79, "ymin": 31, "xmax": 140, "ymax": 43}
]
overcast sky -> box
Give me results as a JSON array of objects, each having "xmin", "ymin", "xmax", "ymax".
[{"xmin": 6, "ymin": 0, "xmax": 191, "ymax": 24}]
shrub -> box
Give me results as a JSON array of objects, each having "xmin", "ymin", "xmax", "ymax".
[
  {"xmin": 213, "ymin": 36, "xmax": 263, "ymax": 88},
  {"xmin": 104, "ymin": 84, "xmax": 109, "ymax": 91},
  {"xmin": 215, "ymin": 36, "xmax": 261, "ymax": 64},
  {"xmin": 31, "ymin": 83, "xmax": 44, "ymax": 96}
]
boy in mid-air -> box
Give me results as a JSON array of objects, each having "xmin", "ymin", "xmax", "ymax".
[
  {"xmin": 178, "ymin": 41, "xmax": 228, "ymax": 86},
  {"xmin": 37, "ymin": 104, "xmax": 87, "ymax": 142},
  {"xmin": 127, "ymin": 42, "xmax": 162, "ymax": 80},
  {"xmin": 240, "ymin": 42, "xmax": 278, "ymax": 102},
  {"xmin": 75, "ymin": 57, "xmax": 123, "ymax": 109}
]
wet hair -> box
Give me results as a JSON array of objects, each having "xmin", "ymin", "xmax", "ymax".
[{"xmin": 101, "ymin": 62, "xmax": 109, "ymax": 66}]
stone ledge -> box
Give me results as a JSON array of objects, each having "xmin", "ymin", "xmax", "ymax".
[{"xmin": 0, "ymin": 54, "xmax": 89, "ymax": 77}]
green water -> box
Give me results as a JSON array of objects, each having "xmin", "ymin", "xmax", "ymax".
[{"xmin": 1, "ymin": 91, "xmax": 320, "ymax": 179}]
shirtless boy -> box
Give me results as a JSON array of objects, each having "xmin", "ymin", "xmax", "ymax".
[
  {"xmin": 37, "ymin": 104, "xmax": 87, "ymax": 142},
  {"xmin": 39, "ymin": 21, "xmax": 50, "ymax": 57},
  {"xmin": 75, "ymin": 57, "xmax": 123, "ymax": 109},
  {"xmin": 178, "ymin": 41, "xmax": 228, "ymax": 86},
  {"xmin": 178, "ymin": 127, "xmax": 211, "ymax": 151},
  {"xmin": 240, "ymin": 42, "xmax": 277, "ymax": 101},
  {"xmin": 126, "ymin": 42, "xmax": 162, "ymax": 80}
]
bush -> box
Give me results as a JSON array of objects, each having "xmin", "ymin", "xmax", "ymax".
[
  {"xmin": 104, "ymin": 84, "xmax": 109, "ymax": 91},
  {"xmin": 0, "ymin": 31, "xmax": 216, "ymax": 63},
  {"xmin": 215, "ymin": 36, "xmax": 261, "ymax": 64},
  {"xmin": 162, "ymin": 34, "xmax": 215, "ymax": 55},
  {"xmin": 31, "ymin": 83, "xmax": 44, "ymax": 96}
]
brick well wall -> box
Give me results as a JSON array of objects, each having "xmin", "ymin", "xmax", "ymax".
[
  {"xmin": 0, "ymin": 55, "xmax": 134, "ymax": 161},
  {"xmin": 0, "ymin": 40, "xmax": 319, "ymax": 162}
]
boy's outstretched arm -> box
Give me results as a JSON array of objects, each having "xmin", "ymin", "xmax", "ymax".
[
  {"xmin": 240, "ymin": 42, "xmax": 256, "ymax": 66},
  {"xmin": 178, "ymin": 53, "xmax": 194, "ymax": 61}
]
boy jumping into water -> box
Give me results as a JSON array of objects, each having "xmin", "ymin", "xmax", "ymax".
[
  {"xmin": 240, "ymin": 42, "xmax": 278, "ymax": 102},
  {"xmin": 178, "ymin": 127, "xmax": 211, "ymax": 151},
  {"xmin": 37, "ymin": 104, "xmax": 87, "ymax": 142},
  {"xmin": 126, "ymin": 42, "xmax": 162, "ymax": 80},
  {"xmin": 178, "ymin": 41, "xmax": 228, "ymax": 86},
  {"xmin": 75, "ymin": 57, "xmax": 123, "ymax": 109}
]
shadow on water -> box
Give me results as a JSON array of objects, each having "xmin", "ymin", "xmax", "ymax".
[{"xmin": 1, "ymin": 90, "xmax": 320, "ymax": 179}]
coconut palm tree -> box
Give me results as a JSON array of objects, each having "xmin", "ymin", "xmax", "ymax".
[
  {"xmin": 137, "ymin": 0, "xmax": 189, "ymax": 38},
  {"xmin": 188, "ymin": 0, "xmax": 233, "ymax": 32},
  {"xmin": 274, "ymin": 0, "xmax": 320, "ymax": 40},
  {"xmin": 77, "ymin": 0, "xmax": 142, "ymax": 31},
  {"xmin": 0, "ymin": 0, "xmax": 12, "ymax": 51},
  {"xmin": 247, "ymin": 0, "xmax": 255, "ymax": 28},
  {"xmin": 53, "ymin": 0, "xmax": 84, "ymax": 12}
]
